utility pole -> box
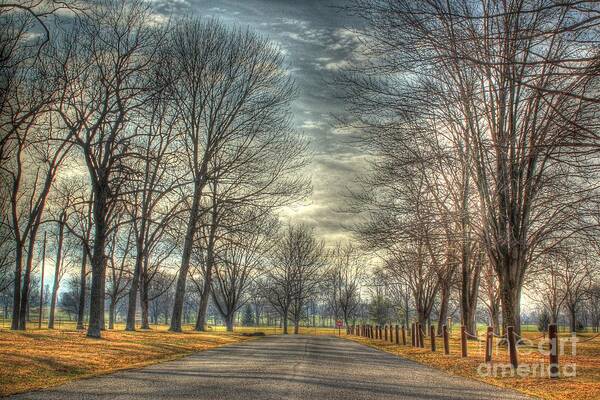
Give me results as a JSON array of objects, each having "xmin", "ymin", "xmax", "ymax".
[{"xmin": 38, "ymin": 232, "xmax": 47, "ymax": 329}]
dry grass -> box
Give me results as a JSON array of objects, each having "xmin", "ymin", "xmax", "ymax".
[
  {"xmin": 9, "ymin": 322, "xmax": 592, "ymax": 399},
  {"xmin": 0, "ymin": 323, "xmax": 347, "ymax": 396},
  {"xmin": 0, "ymin": 326, "xmax": 252, "ymax": 396},
  {"xmin": 346, "ymin": 330, "xmax": 600, "ymax": 400}
]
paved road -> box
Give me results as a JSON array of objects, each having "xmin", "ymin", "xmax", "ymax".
[{"xmin": 10, "ymin": 335, "xmax": 531, "ymax": 400}]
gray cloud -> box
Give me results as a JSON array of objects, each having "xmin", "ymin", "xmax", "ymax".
[{"xmin": 152, "ymin": 0, "xmax": 366, "ymax": 242}]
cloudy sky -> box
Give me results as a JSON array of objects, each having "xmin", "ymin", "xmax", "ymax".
[{"xmin": 153, "ymin": 0, "xmax": 367, "ymax": 243}]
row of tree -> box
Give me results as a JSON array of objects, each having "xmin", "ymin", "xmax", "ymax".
[
  {"xmin": 339, "ymin": 0, "xmax": 600, "ymax": 335},
  {"xmin": 1, "ymin": 0, "xmax": 312, "ymax": 338}
]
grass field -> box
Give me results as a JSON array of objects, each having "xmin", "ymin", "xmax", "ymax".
[{"xmin": 346, "ymin": 329, "xmax": 600, "ymax": 400}]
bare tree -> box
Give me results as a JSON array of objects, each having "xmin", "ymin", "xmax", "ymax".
[
  {"xmin": 61, "ymin": 182, "xmax": 92, "ymax": 330},
  {"xmin": 528, "ymin": 252, "xmax": 568, "ymax": 325},
  {"xmin": 53, "ymin": 0, "xmax": 159, "ymax": 337},
  {"xmin": 560, "ymin": 246, "xmax": 593, "ymax": 333},
  {"xmin": 1, "ymin": 53, "xmax": 72, "ymax": 329},
  {"xmin": 124, "ymin": 73, "xmax": 183, "ymax": 331},
  {"xmin": 480, "ymin": 261, "xmax": 501, "ymax": 334},
  {"xmin": 324, "ymin": 243, "xmax": 364, "ymax": 327},
  {"xmin": 164, "ymin": 18, "xmax": 307, "ymax": 332},
  {"xmin": 587, "ymin": 283, "xmax": 600, "ymax": 332},
  {"xmin": 210, "ymin": 213, "xmax": 277, "ymax": 331},
  {"xmin": 341, "ymin": 0, "xmax": 600, "ymax": 334},
  {"xmin": 264, "ymin": 224, "xmax": 324, "ymax": 334}
]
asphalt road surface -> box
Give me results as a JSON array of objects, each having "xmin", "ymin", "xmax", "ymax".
[{"xmin": 9, "ymin": 335, "xmax": 531, "ymax": 400}]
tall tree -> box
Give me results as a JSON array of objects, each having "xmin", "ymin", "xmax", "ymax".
[
  {"xmin": 324, "ymin": 243, "xmax": 364, "ymax": 327},
  {"xmin": 53, "ymin": 0, "xmax": 159, "ymax": 337},
  {"xmin": 264, "ymin": 224, "xmax": 324, "ymax": 334},
  {"xmin": 210, "ymin": 214, "xmax": 276, "ymax": 331},
  {"xmin": 342, "ymin": 0, "xmax": 600, "ymax": 333},
  {"xmin": 164, "ymin": 18, "xmax": 307, "ymax": 332}
]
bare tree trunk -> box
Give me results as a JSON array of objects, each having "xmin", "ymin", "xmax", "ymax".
[
  {"xmin": 461, "ymin": 252, "xmax": 481, "ymax": 335},
  {"xmin": 194, "ymin": 261, "xmax": 213, "ymax": 331},
  {"xmin": 100, "ymin": 266, "xmax": 106, "ymax": 331},
  {"xmin": 18, "ymin": 255, "xmax": 33, "ymax": 330},
  {"xmin": 140, "ymin": 274, "xmax": 150, "ymax": 329},
  {"xmin": 437, "ymin": 282, "xmax": 450, "ymax": 335},
  {"xmin": 170, "ymin": 180, "xmax": 203, "ymax": 332},
  {"xmin": 48, "ymin": 221, "xmax": 65, "ymax": 329},
  {"xmin": 18, "ymin": 219, "xmax": 42, "ymax": 330},
  {"xmin": 283, "ymin": 309, "xmax": 289, "ymax": 334},
  {"xmin": 76, "ymin": 245, "xmax": 87, "ymax": 330},
  {"xmin": 461, "ymin": 293, "xmax": 477, "ymax": 335},
  {"xmin": 294, "ymin": 321, "xmax": 299, "ymax": 334},
  {"xmin": 195, "ymin": 287, "xmax": 209, "ymax": 331},
  {"xmin": 499, "ymin": 279, "xmax": 522, "ymax": 335},
  {"xmin": 195, "ymin": 205, "xmax": 217, "ymax": 332},
  {"xmin": 568, "ymin": 306, "xmax": 577, "ymax": 333},
  {"xmin": 11, "ymin": 245, "xmax": 23, "ymax": 330},
  {"xmin": 108, "ymin": 299, "xmax": 115, "ymax": 330},
  {"xmin": 87, "ymin": 189, "xmax": 108, "ymax": 338},
  {"xmin": 125, "ymin": 246, "xmax": 143, "ymax": 331},
  {"xmin": 490, "ymin": 304, "xmax": 501, "ymax": 335},
  {"xmin": 417, "ymin": 311, "xmax": 427, "ymax": 337},
  {"xmin": 225, "ymin": 314, "xmax": 234, "ymax": 332}
]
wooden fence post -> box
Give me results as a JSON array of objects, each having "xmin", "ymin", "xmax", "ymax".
[
  {"xmin": 430, "ymin": 324, "xmax": 436, "ymax": 352},
  {"xmin": 549, "ymin": 323, "xmax": 559, "ymax": 378},
  {"xmin": 485, "ymin": 326, "xmax": 493, "ymax": 363},
  {"xmin": 461, "ymin": 325, "xmax": 468, "ymax": 357},
  {"xmin": 386, "ymin": 325, "xmax": 390, "ymax": 341},
  {"xmin": 411, "ymin": 323, "xmax": 416, "ymax": 346},
  {"xmin": 507, "ymin": 326, "xmax": 518, "ymax": 369},
  {"xmin": 401, "ymin": 325, "xmax": 406, "ymax": 345},
  {"xmin": 395, "ymin": 325, "xmax": 400, "ymax": 344},
  {"xmin": 418, "ymin": 323, "xmax": 425, "ymax": 348},
  {"xmin": 443, "ymin": 324, "xmax": 449, "ymax": 355}
]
